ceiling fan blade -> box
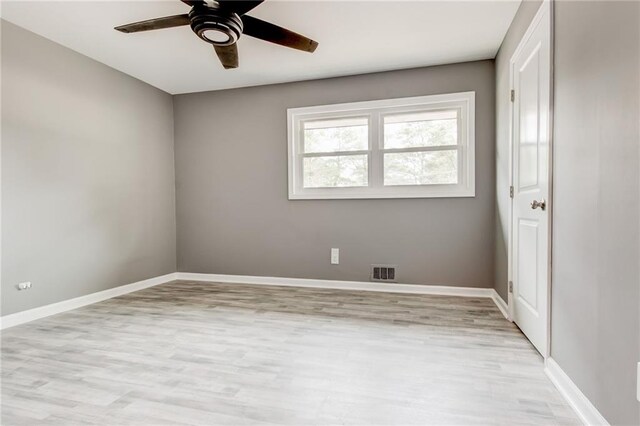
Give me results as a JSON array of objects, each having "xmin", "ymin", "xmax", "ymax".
[
  {"xmin": 214, "ymin": 44, "xmax": 239, "ymax": 69},
  {"xmin": 241, "ymin": 15, "xmax": 318, "ymax": 53},
  {"xmin": 115, "ymin": 14, "xmax": 190, "ymax": 33},
  {"xmin": 217, "ymin": 0, "xmax": 264, "ymax": 16}
]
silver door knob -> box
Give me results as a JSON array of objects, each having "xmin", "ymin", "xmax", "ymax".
[{"xmin": 531, "ymin": 199, "xmax": 546, "ymax": 211}]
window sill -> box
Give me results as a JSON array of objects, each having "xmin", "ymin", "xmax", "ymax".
[{"xmin": 288, "ymin": 186, "xmax": 475, "ymax": 200}]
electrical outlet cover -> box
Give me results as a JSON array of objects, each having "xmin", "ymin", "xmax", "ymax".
[{"xmin": 331, "ymin": 248, "xmax": 339, "ymax": 264}]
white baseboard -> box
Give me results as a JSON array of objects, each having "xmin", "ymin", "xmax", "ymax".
[
  {"xmin": 490, "ymin": 290, "xmax": 510, "ymax": 320},
  {"xmin": 177, "ymin": 272, "xmax": 498, "ymax": 299},
  {"xmin": 545, "ymin": 357, "xmax": 609, "ymax": 426},
  {"xmin": 0, "ymin": 273, "xmax": 178, "ymax": 330}
]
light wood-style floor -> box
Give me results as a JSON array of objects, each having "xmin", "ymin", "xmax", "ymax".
[{"xmin": 1, "ymin": 281, "xmax": 578, "ymax": 425}]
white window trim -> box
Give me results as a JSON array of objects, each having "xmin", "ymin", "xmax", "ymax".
[{"xmin": 287, "ymin": 91, "xmax": 475, "ymax": 200}]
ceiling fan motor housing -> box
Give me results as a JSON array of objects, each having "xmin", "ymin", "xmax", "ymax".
[{"xmin": 189, "ymin": 5, "xmax": 243, "ymax": 46}]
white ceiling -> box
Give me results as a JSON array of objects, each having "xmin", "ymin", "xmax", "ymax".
[{"xmin": 1, "ymin": 0, "xmax": 521, "ymax": 94}]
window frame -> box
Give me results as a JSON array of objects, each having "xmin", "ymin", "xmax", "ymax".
[{"xmin": 287, "ymin": 91, "xmax": 475, "ymax": 200}]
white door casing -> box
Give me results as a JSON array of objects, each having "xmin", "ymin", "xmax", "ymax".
[{"xmin": 509, "ymin": 0, "xmax": 551, "ymax": 356}]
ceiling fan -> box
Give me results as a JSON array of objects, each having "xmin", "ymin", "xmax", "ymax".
[{"xmin": 115, "ymin": 0, "xmax": 318, "ymax": 70}]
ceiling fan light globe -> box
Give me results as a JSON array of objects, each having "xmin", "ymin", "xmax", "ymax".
[{"xmin": 202, "ymin": 28, "xmax": 232, "ymax": 44}]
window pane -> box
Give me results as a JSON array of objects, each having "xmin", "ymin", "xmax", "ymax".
[
  {"xmin": 384, "ymin": 150, "xmax": 458, "ymax": 186},
  {"xmin": 384, "ymin": 110, "xmax": 457, "ymax": 149},
  {"xmin": 303, "ymin": 155, "xmax": 368, "ymax": 188},
  {"xmin": 303, "ymin": 117, "xmax": 368, "ymax": 153}
]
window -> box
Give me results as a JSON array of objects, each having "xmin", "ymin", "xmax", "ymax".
[{"xmin": 287, "ymin": 92, "xmax": 475, "ymax": 199}]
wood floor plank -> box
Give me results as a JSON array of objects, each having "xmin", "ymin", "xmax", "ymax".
[{"xmin": 1, "ymin": 281, "xmax": 578, "ymax": 425}]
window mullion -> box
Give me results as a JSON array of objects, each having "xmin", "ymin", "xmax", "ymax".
[{"xmin": 369, "ymin": 112, "xmax": 382, "ymax": 189}]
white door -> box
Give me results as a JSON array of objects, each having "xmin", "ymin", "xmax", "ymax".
[{"xmin": 510, "ymin": 2, "xmax": 551, "ymax": 356}]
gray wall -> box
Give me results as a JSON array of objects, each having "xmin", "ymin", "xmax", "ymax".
[
  {"xmin": 1, "ymin": 21, "xmax": 177, "ymax": 315},
  {"xmin": 493, "ymin": 0, "xmax": 543, "ymax": 302},
  {"xmin": 551, "ymin": 2, "xmax": 640, "ymax": 424},
  {"xmin": 174, "ymin": 61, "xmax": 496, "ymax": 287}
]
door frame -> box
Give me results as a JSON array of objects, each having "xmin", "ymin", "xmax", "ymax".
[{"xmin": 507, "ymin": 0, "xmax": 554, "ymax": 358}]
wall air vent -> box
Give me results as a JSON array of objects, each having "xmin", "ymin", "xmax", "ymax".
[{"xmin": 371, "ymin": 264, "xmax": 397, "ymax": 283}]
